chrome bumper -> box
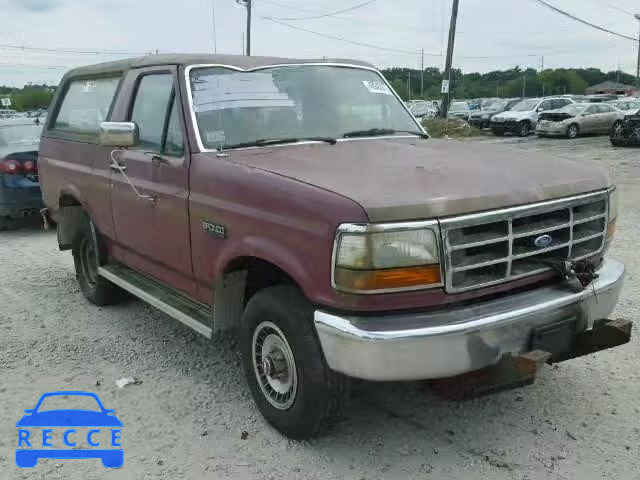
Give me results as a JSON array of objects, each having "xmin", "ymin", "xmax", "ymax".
[{"xmin": 314, "ymin": 258, "xmax": 625, "ymax": 381}]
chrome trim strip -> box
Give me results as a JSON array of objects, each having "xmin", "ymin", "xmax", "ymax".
[
  {"xmin": 452, "ymin": 257, "xmax": 509, "ymax": 272},
  {"xmin": 512, "ymin": 222, "xmax": 571, "ymax": 239},
  {"xmin": 183, "ymin": 62, "xmax": 425, "ymax": 153},
  {"xmin": 574, "ymin": 213, "xmax": 606, "ymax": 225},
  {"xmin": 330, "ymin": 220, "xmax": 444, "ymax": 294},
  {"xmin": 98, "ymin": 266, "xmax": 213, "ymax": 338},
  {"xmin": 314, "ymin": 258, "xmax": 625, "ymax": 381},
  {"xmin": 449, "ymin": 236, "xmax": 509, "ymax": 251}
]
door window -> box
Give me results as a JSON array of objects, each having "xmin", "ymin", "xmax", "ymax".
[
  {"xmin": 585, "ymin": 105, "xmax": 598, "ymax": 115},
  {"xmin": 551, "ymin": 99, "xmax": 570, "ymax": 109},
  {"xmin": 538, "ymin": 100, "xmax": 552, "ymax": 111},
  {"xmin": 130, "ymin": 74, "xmax": 185, "ymax": 156},
  {"xmin": 53, "ymin": 77, "xmax": 120, "ymax": 133},
  {"xmin": 131, "ymin": 74, "xmax": 174, "ymax": 152},
  {"xmin": 596, "ymin": 104, "xmax": 613, "ymax": 113}
]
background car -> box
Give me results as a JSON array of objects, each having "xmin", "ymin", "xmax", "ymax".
[
  {"xmin": 536, "ymin": 103, "xmax": 624, "ymax": 139},
  {"xmin": 0, "ymin": 119, "xmax": 44, "ymax": 228},
  {"xmin": 448, "ymin": 101, "xmax": 471, "ymax": 121},
  {"xmin": 407, "ymin": 100, "xmax": 438, "ymax": 118},
  {"xmin": 610, "ymin": 99, "xmax": 640, "ymax": 113},
  {"xmin": 490, "ymin": 97, "xmax": 574, "ymax": 137},
  {"xmin": 468, "ymin": 99, "xmax": 521, "ymax": 129},
  {"xmin": 610, "ymin": 109, "xmax": 640, "ymax": 147}
]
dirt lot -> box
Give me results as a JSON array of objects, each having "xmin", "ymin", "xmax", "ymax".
[{"xmin": 1, "ymin": 135, "xmax": 639, "ymax": 480}]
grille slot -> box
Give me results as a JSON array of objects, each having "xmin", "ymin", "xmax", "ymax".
[{"xmin": 442, "ymin": 192, "xmax": 608, "ymax": 292}]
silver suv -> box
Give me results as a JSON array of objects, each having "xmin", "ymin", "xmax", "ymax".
[{"xmin": 491, "ymin": 97, "xmax": 575, "ymax": 137}]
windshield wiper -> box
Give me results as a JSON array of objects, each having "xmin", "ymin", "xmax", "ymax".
[
  {"xmin": 342, "ymin": 128, "xmax": 428, "ymax": 139},
  {"xmin": 221, "ymin": 137, "xmax": 337, "ymax": 150}
]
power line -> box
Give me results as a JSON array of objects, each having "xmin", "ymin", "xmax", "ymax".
[
  {"xmin": 531, "ymin": 0, "xmax": 637, "ymax": 42},
  {"xmin": 0, "ymin": 44, "xmax": 148, "ymax": 56},
  {"xmin": 261, "ymin": 16, "xmax": 438, "ymax": 55},
  {"xmin": 266, "ymin": 0, "xmax": 377, "ymax": 21}
]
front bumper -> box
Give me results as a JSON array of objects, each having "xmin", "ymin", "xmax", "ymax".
[
  {"xmin": 314, "ymin": 258, "xmax": 626, "ymax": 381},
  {"xmin": 491, "ymin": 120, "xmax": 521, "ymax": 132}
]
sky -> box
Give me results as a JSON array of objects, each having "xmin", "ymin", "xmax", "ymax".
[{"xmin": 0, "ymin": 0, "xmax": 638, "ymax": 87}]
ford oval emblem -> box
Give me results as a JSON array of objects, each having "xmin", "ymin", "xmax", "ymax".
[{"xmin": 533, "ymin": 234, "xmax": 553, "ymax": 248}]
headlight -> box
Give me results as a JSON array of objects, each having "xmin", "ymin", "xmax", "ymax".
[
  {"xmin": 333, "ymin": 222, "xmax": 442, "ymax": 293},
  {"xmin": 607, "ymin": 187, "xmax": 618, "ymax": 241},
  {"xmin": 481, "ymin": 114, "xmax": 490, "ymax": 119}
]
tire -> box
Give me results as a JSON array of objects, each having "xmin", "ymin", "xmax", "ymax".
[
  {"xmin": 240, "ymin": 284, "xmax": 350, "ymax": 440},
  {"xmin": 518, "ymin": 121, "xmax": 531, "ymax": 137},
  {"xmin": 610, "ymin": 122, "xmax": 625, "ymax": 146},
  {"xmin": 567, "ymin": 123, "xmax": 579, "ymax": 139},
  {"xmin": 72, "ymin": 218, "xmax": 123, "ymax": 306}
]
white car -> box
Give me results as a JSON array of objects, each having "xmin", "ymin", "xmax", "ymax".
[{"xmin": 490, "ymin": 97, "xmax": 575, "ymax": 137}]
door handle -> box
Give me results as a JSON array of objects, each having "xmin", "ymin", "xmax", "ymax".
[
  {"xmin": 110, "ymin": 161, "xmax": 127, "ymax": 172},
  {"xmin": 144, "ymin": 151, "xmax": 168, "ymax": 166}
]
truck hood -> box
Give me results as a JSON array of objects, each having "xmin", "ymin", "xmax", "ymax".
[{"xmin": 227, "ymin": 138, "xmax": 610, "ymax": 222}]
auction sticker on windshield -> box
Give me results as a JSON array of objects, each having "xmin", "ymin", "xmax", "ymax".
[
  {"xmin": 362, "ymin": 80, "xmax": 392, "ymax": 95},
  {"xmin": 15, "ymin": 391, "xmax": 123, "ymax": 468}
]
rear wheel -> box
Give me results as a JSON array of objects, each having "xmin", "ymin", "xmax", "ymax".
[
  {"xmin": 240, "ymin": 285, "xmax": 350, "ymax": 440},
  {"xmin": 567, "ymin": 123, "xmax": 579, "ymax": 139},
  {"xmin": 72, "ymin": 219, "xmax": 123, "ymax": 306}
]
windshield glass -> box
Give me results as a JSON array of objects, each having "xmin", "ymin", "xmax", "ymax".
[
  {"xmin": 0, "ymin": 124, "xmax": 42, "ymax": 147},
  {"xmin": 189, "ymin": 65, "xmax": 419, "ymax": 149},
  {"xmin": 449, "ymin": 102, "xmax": 468, "ymax": 112},
  {"xmin": 487, "ymin": 101, "xmax": 508, "ymax": 111},
  {"xmin": 510, "ymin": 99, "xmax": 539, "ymax": 111}
]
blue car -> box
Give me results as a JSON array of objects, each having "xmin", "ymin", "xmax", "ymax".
[
  {"xmin": 16, "ymin": 391, "xmax": 123, "ymax": 468},
  {"xmin": 0, "ymin": 119, "xmax": 44, "ymax": 228}
]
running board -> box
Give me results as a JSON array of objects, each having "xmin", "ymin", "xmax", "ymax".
[{"xmin": 98, "ymin": 265, "xmax": 213, "ymax": 338}]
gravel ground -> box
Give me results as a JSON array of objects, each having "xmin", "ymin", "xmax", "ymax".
[{"xmin": 1, "ymin": 135, "xmax": 639, "ymax": 479}]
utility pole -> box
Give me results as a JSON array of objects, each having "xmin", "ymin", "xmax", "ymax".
[
  {"xmin": 541, "ymin": 55, "xmax": 545, "ymax": 97},
  {"xmin": 420, "ymin": 48, "xmax": 425, "ymax": 98},
  {"xmin": 212, "ymin": 0, "xmax": 217, "ymax": 53},
  {"xmin": 407, "ymin": 72, "xmax": 412, "ymax": 100},
  {"xmin": 237, "ymin": 0, "xmax": 252, "ymax": 56},
  {"xmin": 522, "ymin": 72, "xmax": 527, "ymax": 98},
  {"xmin": 440, "ymin": 0, "xmax": 460, "ymax": 118},
  {"xmin": 635, "ymin": 14, "xmax": 640, "ymax": 91}
]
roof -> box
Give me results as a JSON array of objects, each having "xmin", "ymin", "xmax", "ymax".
[
  {"xmin": 586, "ymin": 81, "xmax": 636, "ymax": 90},
  {"xmin": 62, "ymin": 53, "xmax": 375, "ymax": 79}
]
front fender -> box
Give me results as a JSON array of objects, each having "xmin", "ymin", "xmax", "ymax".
[{"xmin": 215, "ymin": 235, "xmax": 315, "ymax": 298}]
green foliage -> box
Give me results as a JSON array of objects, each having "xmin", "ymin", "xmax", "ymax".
[
  {"xmin": 0, "ymin": 84, "xmax": 56, "ymax": 111},
  {"xmin": 381, "ymin": 66, "xmax": 636, "ymax": 100}
]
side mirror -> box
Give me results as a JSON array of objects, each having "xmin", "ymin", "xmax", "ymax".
[{"xmin": 99, "ymin": 121, "xmax": 138, "ymax": 147}]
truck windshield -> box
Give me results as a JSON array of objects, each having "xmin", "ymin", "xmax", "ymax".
[{"xmin": 189, "ymin": 65, "xmax": 419, "ymax": 150}]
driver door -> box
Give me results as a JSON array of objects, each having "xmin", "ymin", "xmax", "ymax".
[{"xmin": 109, "ymin": 67, "xmax": 195, "ymax": 295}]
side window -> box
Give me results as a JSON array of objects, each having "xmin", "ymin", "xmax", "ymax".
[
  {"xmin": 585, "ymin": 105, "xmax": 598, "ymax": 115},
  {"xmin": 552, "ymin": 99, "xmax": 569, "ymax": 109},
  {"xmin": 597, "ymin": 105, "xmax": 612, "ymax": 113},
  {"xmin": 130, "ymin": 74, "xmax": 174, "ymax": 152},
  {"xmin": 163, "ymin": 97, "xmax": 184, "ymax": 156},
  {"xmin": 53, "ymin": 77, "xmax": 120, "ymax": 133},
  {"xmin": 538, "ymin": 100, "xmax": 552, "ymax": 111}
]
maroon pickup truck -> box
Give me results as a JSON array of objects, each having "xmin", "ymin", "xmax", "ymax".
[{"xmin": 39, "ymin": 54, "xmax": 628, "ymax": 439}]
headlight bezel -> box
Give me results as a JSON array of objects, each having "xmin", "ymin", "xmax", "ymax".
[
  {"xmin": 331, "ymin": 220, "xmax": 444, "ymax": 294},
  {"xmin": 607, "ymin": 186, "xmax": 618, "ymax": 241}
]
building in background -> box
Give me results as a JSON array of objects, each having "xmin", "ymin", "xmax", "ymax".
[{"xmin": 585, "ymin": 81, "xmax": 638, "ymax": 97}]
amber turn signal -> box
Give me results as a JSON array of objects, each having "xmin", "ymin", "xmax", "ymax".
[
  {"xmin": 334, "ymin": 265, "xmax": 442, "ymax": 292},
  {"xmin": 607, "ymin": 219, "xmax": 616, "ymax": 240}
]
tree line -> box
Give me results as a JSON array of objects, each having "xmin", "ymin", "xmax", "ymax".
[
  {"xmin": 382, "ymin": 66, "xmax": 637, "ymax": 100},
  {"xmin": 0, "ymin": 84, "xmax": 56, "ymax": 111}
]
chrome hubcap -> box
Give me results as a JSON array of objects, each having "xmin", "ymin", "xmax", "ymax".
[{"xmin": 252, "ymin": 321, "xmax": 297, "ymax": 410}]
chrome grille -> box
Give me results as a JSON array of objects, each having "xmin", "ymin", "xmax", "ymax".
[{"xmin": 441, "ymin": 191, "xmax": 608, "ymax": 293}]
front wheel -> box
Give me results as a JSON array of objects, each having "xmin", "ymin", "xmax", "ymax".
[
  {"xmin": 240, "ymin": 285, "xmax": 350, "ymax": 440},
  {"xmin": 518, "ymin": 121, "xmax": 531, "ymax": 137},
  {"xmin": 567, "ymin": 123, "xmax": 579, "ymax": 139}
]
